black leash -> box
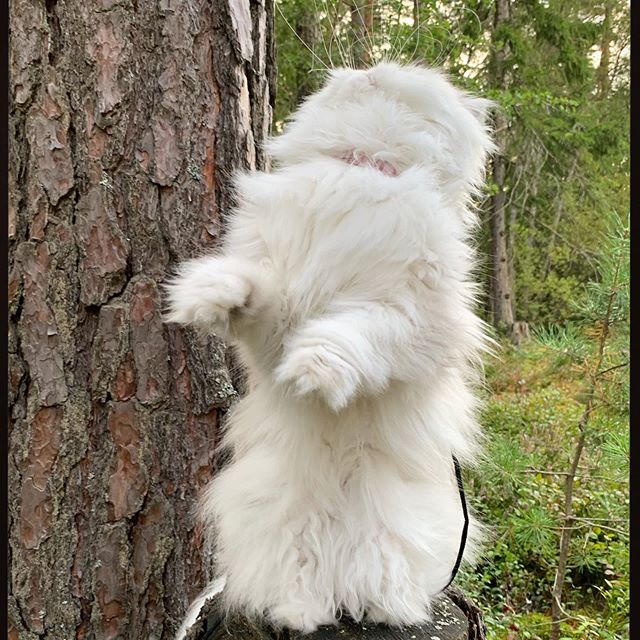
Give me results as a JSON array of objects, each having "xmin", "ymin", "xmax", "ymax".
[{"xmin": 441, "ymin": 454, "xmax": 469, "ymax": 592}]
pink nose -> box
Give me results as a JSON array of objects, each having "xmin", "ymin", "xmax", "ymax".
[
  {"xmin": 341, "ymin": 151, "xmax": 398, "ymax": 177},
  {"xmin": 375, "ymin": 159, "xmax": 398, "ymax": 177}
]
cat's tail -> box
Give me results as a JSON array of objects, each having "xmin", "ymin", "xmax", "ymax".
[{"xmin": 175, "ymin": 575, "xmax": 226, "ymax": 640}]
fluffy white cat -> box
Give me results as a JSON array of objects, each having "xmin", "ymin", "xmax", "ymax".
[{"xmin": 167, "ymin": 62, "xmax": 496, "ymax": 636}]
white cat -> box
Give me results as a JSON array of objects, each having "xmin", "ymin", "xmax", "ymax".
[{"xmin": 167, "ymin": 62, "xmax": 496, "ymax": 636}]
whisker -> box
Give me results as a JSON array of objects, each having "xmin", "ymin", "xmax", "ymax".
[
  {"xmin": 276, "ymin": 1, "xmax": 329, "ymax": 71},
  {"xmin": 277, "ymin": 0, "xmax": 468, "ymax": 81},
  {"xmin": 349, "ymin": 1, "xmax": 378, "ymax": 68},
  {"xmin": 312, "ymin": 0, "xmax": 337, "ymax": 69},
  {"xmin": 320, "ymin": 0, "xmax": 341, "ymax": 68},
  {"xmin": 387, "ymin": 1, "xmax": 408, "ymax": 64},
  {"xmin": 394, "ymin": 16, "xmax": 439, "ymax": 64},
  {"xmin": 330, "ymin": 0, "xmax": 353, "ymax": 69}
]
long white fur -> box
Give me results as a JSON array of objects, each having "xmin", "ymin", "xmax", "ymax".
[
  {"xmin": 174, "ymin": 576, "xmax": 226, "ymax": 640},
  {"xmin": 167, "ymin": 62, "xmax": 496, "ymax": 636}
]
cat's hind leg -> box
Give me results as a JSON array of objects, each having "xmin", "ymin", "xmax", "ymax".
[{"xmin": 208, "ymin": 454, "xmax": 339, "ymax": 633}]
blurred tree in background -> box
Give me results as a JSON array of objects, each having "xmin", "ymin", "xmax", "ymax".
[{"xmin": 275, "ymin": 1, "xmax": 629, "ymax": 638}]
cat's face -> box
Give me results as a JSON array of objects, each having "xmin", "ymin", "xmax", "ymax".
[{"xmin": 269, "ymin": 62, "xmax": 495, "ymax": 200}]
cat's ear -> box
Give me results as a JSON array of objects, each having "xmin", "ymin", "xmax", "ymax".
[{"xmin": 462, "ymin": 96, "xmax": 496, "ymax": 127}]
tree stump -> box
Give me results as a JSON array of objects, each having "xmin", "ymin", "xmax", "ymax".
[{"xmin": 184, "ymin": 586, "xmax": 485, "ymax": 640}]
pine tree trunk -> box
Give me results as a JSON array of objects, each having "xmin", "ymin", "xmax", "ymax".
[
  {"xmin": 8, "ymin": 0, "xmax": 274, "ymax": 638},
  {"xmin": 488, "ymin": 0, "xmax": 515, "ymax": 332}
]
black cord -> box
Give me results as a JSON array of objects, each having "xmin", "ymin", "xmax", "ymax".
[{"xmin": 441, "ymin": 454, "xmax": 469, "ymax": 592}]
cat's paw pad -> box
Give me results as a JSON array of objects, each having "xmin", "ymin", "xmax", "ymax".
[
  {"xmin": 275, "ymin": 343, "xmax": 359, "ymax": 411},
  {"xmin": 164, "ymin": 262, "xmax": 251, "ymax": 331}
]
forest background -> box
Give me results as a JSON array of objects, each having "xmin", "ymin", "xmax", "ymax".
[{"xmin": 275, "ymin": 1, "xmax": 629, "ymax": 639}]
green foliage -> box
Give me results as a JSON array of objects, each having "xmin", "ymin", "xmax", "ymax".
[
  {"xmin": 458, "ymin": 345, "xmax": 628, "ymax": 639},
  {"xmin": 460, "ymin": 217, "xmax": 629, "ymax": 639}
]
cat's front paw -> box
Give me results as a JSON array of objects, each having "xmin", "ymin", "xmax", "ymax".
[
  {"xmin": 275, "ymin": 342, "xmax": 359, "ymax": 411},
  {"xmin": 164, "ymin": 258, "xmax": 252, "ymax": 333},
  {"xmin": 269, "ymin": 601, "xmax": 336, "ymax": 632}
]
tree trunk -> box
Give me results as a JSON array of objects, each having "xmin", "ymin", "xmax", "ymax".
[
  {"xmin": 488, "ymin": 0, "xmax": 515, "ymax": 332},
  {"xmin": 490, "ymin": 151, "xmax": 515, "ymax": 330},
  {"xmin": 8, "ymin": 0, "xmax": 275, "ymax": 638},
  {"xmin": 543, "ymin": 156, "xmax": 578, "ymax": 278}
]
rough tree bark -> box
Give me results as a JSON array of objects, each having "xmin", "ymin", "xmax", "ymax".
[
  {"xmin": 8, "ymin": 0, "xmax": 275, "ymax": 638},
  {"xmin": 488, "ymin": 0, "xmax": 515, "ymax": 333}
]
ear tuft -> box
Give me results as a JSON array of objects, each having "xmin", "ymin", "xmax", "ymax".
[{"xmin": 463, "ymin": 96, "xmax": 496, "ymax": 126}]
